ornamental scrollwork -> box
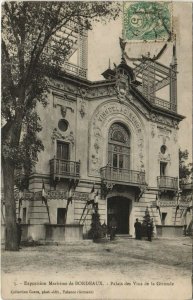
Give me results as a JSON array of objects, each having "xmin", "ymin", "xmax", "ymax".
[
  {"xmin": 79, "ymin": 88, "xmax": 88, "ymax": 118},
  {"xmin": 51, "ymin": 128, "xmax": 75, "ymax": 147},
  {"xmin": 115, "ymin": 71, "xmax": 129, "ymax": 102}
]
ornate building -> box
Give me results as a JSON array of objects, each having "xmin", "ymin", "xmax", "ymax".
[{"xmin": 7, "ymin": 35, "xmax": 189, "ymax": 241}]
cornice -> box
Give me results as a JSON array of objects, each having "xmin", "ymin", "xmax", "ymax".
[
  {"xmin": 50, "ymin": 72, "xmax": 185, "ymax": 123},
  {"xmin": 130, "ymin": 86, "xmax": 185, "ymax": 122}
]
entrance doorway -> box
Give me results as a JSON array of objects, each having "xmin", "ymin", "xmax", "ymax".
[
  {"xmin": 107, "ymin": 197, "xmax": 131, "ymax": 234},
  {"xmin": 57, "ymin": 208, "xmax": 67, "ymax": 224}
]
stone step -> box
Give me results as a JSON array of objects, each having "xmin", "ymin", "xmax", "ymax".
[{"xmin": 116, "ymin": 234, "xmax": 133, "ymax": 239}]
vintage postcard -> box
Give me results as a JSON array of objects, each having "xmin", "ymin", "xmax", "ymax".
[{"xmin": 1, "ymin": 1, "xmax": 192, "ymax": 300}]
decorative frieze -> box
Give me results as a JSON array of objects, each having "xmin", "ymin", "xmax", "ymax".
[
  {"xmin": 159, "ymin": 200, "xmax": 176, "ymax": 207},
  {"xmin": 149, "ymin": 112, "xmax": 179, "ymax": 128},
  {"xmin": 159, "ymin": 200, "xmax": 191, "ymax": 208},
  {"xmin": 87, "ymin": 86, "xmax": 116, "ymax": 99},
  {"xmin": 16, "ymin": 190, "xmax": 90, "ymax": 201}
]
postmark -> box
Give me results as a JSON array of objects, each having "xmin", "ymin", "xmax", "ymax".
[{"xmin": 123, "ymin": 2, "xmax": 172, "ymax": 42}]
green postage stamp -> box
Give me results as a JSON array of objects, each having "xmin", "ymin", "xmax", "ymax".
[{"xmin": 123, "ymin": 2, "xmax": 172, "ymax": 42}]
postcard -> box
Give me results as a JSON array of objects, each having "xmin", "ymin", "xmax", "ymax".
[{"xmin": 1, "ymin": 1, "xmax": 192, "ymax": 300}]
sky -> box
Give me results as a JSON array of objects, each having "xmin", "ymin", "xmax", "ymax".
[{"xmin": 87, "ymin": 2, "xmax": 192, "ymax": 161}]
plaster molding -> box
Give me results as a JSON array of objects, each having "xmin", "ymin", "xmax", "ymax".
[
  {"xmin": 151, "ymin": 123, "xmax": 156, "ymax": 138},
  {"xmin": 173, "ymin": 129, "xmax": 178, "ymax": 143},
  {"xmin": 158, "ymin": 152, "xmax": 171, "ymax": 165},
  {"xmin": 158, "ymin": 126, "xmax": 171, "ymax": 144},
  {"xmin": 88, "ymin": 100, "xmax": 146, "ymax": 176},
  {"xmin": 51, "ymin": 128, "xmax": 75, "ymax": 147}
]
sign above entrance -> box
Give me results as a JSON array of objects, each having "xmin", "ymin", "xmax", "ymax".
[
  {"xmin": 96, "ymin": 103, "xmax": 141, "ymax": 131},
  {"xmin": 89, "ymin": 101, "xmax": 145, "ymax": 176}
]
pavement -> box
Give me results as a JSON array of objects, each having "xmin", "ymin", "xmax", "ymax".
[{"xmin": 1, "ymin": 236, "xmax": 192, "ymax": 300}]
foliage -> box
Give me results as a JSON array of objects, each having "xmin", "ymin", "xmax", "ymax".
[
  {"xmin": 179, "ymin": 149, "xmax": 193, "ymax": 183},
  {"xmin": 141, "ymin": 207, "xmax": 153, "ymax": 237},
  {"xmin": 2, "ymin": 1, "xmax": 121, "ymax": 177},
  {"xmin": 1, "ymin": 1, "xmax": 121, "ymax": 250},
  {"xmin": 142, "ymin": 207, "xmax": 151, "ymax": 226},
  {"xmin": 88, "ymin": 211, "xmax": 103, "ymax": 241}
]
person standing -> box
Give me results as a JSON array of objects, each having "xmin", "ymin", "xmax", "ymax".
[
  {"xmin": 109, "ymin": 216, "xmax": 117, "ymax": 241},
  {"xmin": 134, "ymin": 218, "xmax": 142, "ymax": 240},
  {"xmin": 147, "ymin": 219, "xmax": 153, "ymax": 242},
  {"xmin": 17, "ymin": 218, "xmax": 22, "ymax": 249}
]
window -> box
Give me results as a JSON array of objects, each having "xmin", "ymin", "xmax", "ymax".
[
  {"xmin": 108, "ymin": 123, "xmax": 130, "ymax": 170},
  {"xmin": 160, "ymin": 162, "xmax": 167, "ymax": 176},
  {"xmin": 58, "ymin": 119, "xmax": 68, "ymax": 132},
  {"xmin": 57, "ymin": 141, "xmax": 69, "ymax": 160},
  {"xmin": 57, "ymin": 208, "xmax": 67, "ymax": 224}
]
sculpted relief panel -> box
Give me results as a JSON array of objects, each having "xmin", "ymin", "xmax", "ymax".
[{"xmin": 88, "ymin": 101, "xmax": 145, "ymax": 177}]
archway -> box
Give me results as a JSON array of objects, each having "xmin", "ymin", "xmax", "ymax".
[{"xmin": 107, "ymin": 196, "xmax": 131, "ymax": 234}]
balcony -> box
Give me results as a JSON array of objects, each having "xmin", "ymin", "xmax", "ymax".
[
  {"xmin": 100, "ymin": 166, "xmax": 146, "ymax": 187},
  {"xmin": 64, "ymin": 62, "xmax": 87, "ymax": 79},
  {"xmin": 50, "ymin": 158, "xmax": 80, "ymax": 181},
  {"xmin": 179, "ymin": 182, "xmax": 193, "ymax": 191},
  {"xmin": 157, "ymin": 176, "xmax": 178, "ymax": 191}
]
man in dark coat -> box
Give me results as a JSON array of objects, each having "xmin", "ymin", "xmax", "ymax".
[
  {"xmin": 109, "ymin": 216, "xmax": 117, "ymax": 241},
  {"xmin": 147, "ymin": 219, "xmax": 153, "ymax": 242},
  {"xmin": 17, "ymin": 218, "xmax": 22, "ymax": 249},
  {"xmin": 134, "ymin": 218, "xmax": 142, "ymax": 240}
]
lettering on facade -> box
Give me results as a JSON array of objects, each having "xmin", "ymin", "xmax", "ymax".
[
  {"xmin": 89, "ymin": 101, "xmax": 145, "ymax": 176},
  {"xmin": 96, "ymin": 105, "xmax": 141, "ymax": 131}
]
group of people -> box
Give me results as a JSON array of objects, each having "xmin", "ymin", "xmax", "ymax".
[
  {"xmin": 134, "ymin": 218, "xmax": 153, "ymax": 241},
  {"xmin": 108, "ymin": 216, "xmax": 154, "ymax": 242}
]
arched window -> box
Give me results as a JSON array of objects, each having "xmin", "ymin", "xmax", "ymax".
[{"xmin": 108, "ymin": 123, "xmax": 130, "ymax": 170}]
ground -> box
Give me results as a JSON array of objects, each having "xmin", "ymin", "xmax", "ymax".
[{"xmin": 1, "ymin": 236, "xmax": 192, "ymax": 300}]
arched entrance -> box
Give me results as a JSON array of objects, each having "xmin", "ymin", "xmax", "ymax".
[{"xmin": 107, "ymin": 196, "xmax": 131, "ymax": 234}]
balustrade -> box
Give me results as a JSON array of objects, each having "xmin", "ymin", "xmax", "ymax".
[{"xmin": 100, "ymin": 166, "xmax": 146, "ymax": 186}]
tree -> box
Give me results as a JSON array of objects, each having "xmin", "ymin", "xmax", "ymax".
[
  {"xmin": 1, "ymin": 2, "xmax": 121, "ymax": 250},
  {"xmin": 88, "ymin": 211, "xmax": 103, "ymax": 242},
  {"xmin": 141, "ymin": 207, "xmax": 153, "ymax": 237},
  {"xmin": 179, "ymin": 149, "xmax": 193, "ymax": 184}
]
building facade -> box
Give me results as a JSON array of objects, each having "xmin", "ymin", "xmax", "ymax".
[{"xmin": 5, "ymin": 38, "xmax": 189, "ymax": 241}]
